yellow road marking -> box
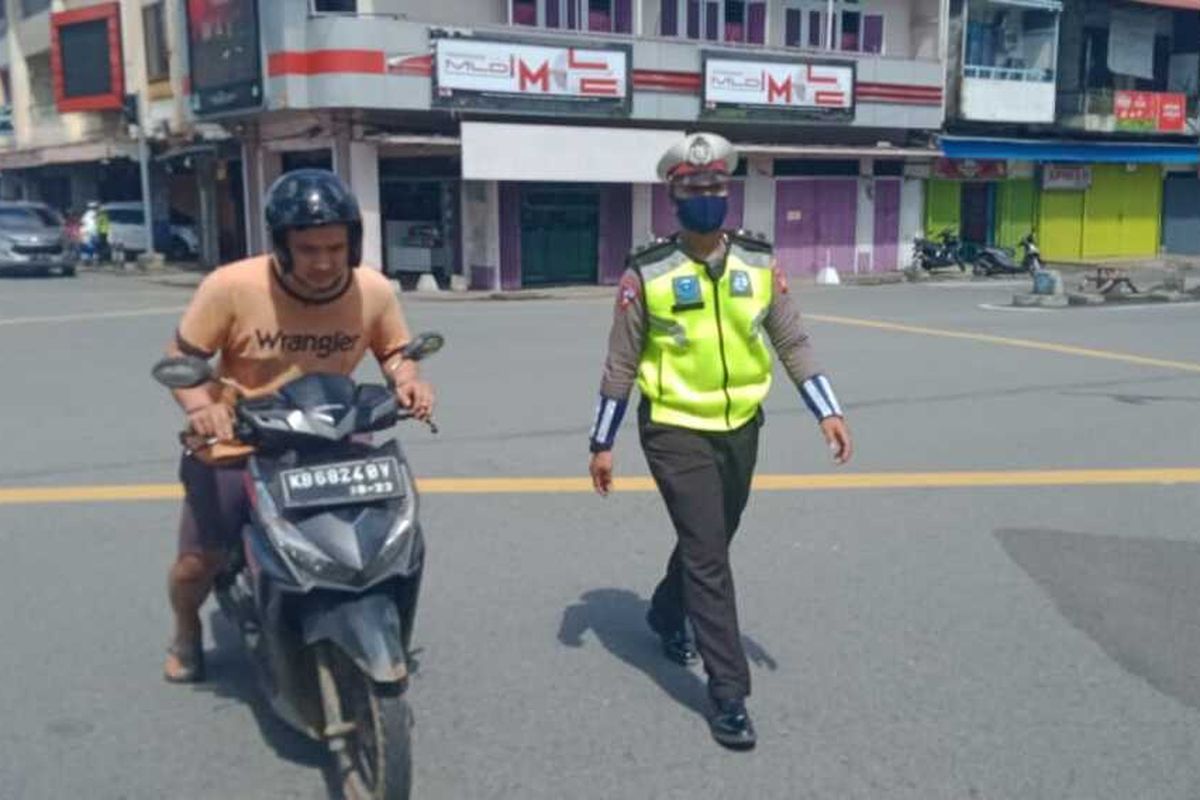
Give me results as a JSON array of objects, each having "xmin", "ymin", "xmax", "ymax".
[
  {"xmin": 0, "ymin": 468, "xmax": 1197, "ymax": 506},
  {"xmin": 807, "ymin": 313, "xmax": 1200, "ymax": 374}
]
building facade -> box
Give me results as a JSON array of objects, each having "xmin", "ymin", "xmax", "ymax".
[
  {"xmin": 233, "ymin": 0, "xmax": 950, "ymax": 289},
  {"xmin": 938, "ymin": 0, "xmax": 1200, "ymax": 263},
  {"xmin": 0, "ymin": 0, "xmax": 247, "ymax": 265}
]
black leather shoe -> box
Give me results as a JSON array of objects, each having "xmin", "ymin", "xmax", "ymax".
[
  {"xmin": 709, "ymin": 699, "xmax": 756, "ymax": 750},
  {"xmin": 646, "ymin": 608, "xmax": 698, "ymax": 666}
]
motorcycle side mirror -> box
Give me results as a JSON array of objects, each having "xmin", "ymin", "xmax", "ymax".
[
  {"xmin": 401, "ymin": 331, "xmax": 445, "ymax": 362},
  {"xmin": 152, "ymin": 355, "xmax": 214, "ymax": 389}
]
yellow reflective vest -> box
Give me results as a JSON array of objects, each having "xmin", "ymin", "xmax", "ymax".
[{"xmin": 634, "ymin": 234, "xmax": 775, "ymax": 431}]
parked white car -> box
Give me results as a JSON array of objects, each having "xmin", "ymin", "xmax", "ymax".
[{"xmin": 102, "ymin": 202, "xmax": 200, "ymax": 261}]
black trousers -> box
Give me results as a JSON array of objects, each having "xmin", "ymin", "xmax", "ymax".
[{"xmin": 639, "ymin": 401, "xmax": 761, "ymax": 701}]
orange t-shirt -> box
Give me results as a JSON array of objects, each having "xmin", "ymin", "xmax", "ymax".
[{"xmin": 175, "ymin": 256, "xmax": 411, "ymax": 461}]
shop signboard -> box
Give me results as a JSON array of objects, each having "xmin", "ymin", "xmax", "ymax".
[
  {"xmin": 933, "ymin": 159, "xmax": 1007, "ymax": 181},
  {"xmin": 432, "ymin": 32, "xmax": 630, "ymax": 117},
  {"xmin": 1042, "ymin": 164, "xmax": 1091, "ymax": 191},
  {"xmin": 702, "ymin": 53, "xmax": 854, "ymax": 122},
  {"xmin": 186, "ymin": 0, "xmax": 263, "ymax": 116},
  {"xmin": 1115, "ymin": 91, "xmax": 1187, "ymax": 133}
]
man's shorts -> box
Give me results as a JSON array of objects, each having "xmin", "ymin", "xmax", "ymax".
[{"xmin": 177, "ymin": 455, "xmax": 251, "ymax": 557}]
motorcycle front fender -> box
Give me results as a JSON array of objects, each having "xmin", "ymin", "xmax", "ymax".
[{"xmin": 301, "ymin": 593, "xmax": 407, "ymax": 684}]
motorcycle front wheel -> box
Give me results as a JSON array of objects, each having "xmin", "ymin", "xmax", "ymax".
[{"xmin": 332, "ymin": 651, "xmax": 413, "ymax": 800}]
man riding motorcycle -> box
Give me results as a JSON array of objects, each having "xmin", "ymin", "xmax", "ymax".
[{"xmin": 161, "ymin": 169, "xmax": 435, "ymax": 682}]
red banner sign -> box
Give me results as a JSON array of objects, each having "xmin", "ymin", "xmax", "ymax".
[
  {"xmin": 933, "ymin": 159, "xmax": 1007, "ymax": 181},
  {"xmin": 1115, "ymin": 91, "xmax": 1187, "ymax": 132}
]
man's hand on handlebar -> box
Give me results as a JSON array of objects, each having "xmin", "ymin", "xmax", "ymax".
[
  {"xmin": 187, "ymin": 402, "xmax": 235, "ymax": 442},
  {"xmin": 394, "ymin": 379, "xmax": 435, "ymax": 422}
]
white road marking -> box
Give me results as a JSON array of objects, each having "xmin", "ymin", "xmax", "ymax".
[
  {"xmin": 979, "ymin": 301, "xmax": 1200, "ymax": 313},
  {"xmin": 0, "ymin": 306, "xmax": 186, "ymax": 327}
]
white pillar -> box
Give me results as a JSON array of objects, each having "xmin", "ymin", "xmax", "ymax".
[
  {"xmin": 855, "ymin": 158, "xmax": 875, "ymax": 273},
  {"xmin": 347, "ymin": 140, "xmax": 382, "ymax": 270},
  {"xmin": 743, "ymin": 155, "xmax": 775, "ymax": 239},
  {"xmin": 460, "ymin": 179, "xmax": 501, "ymax": 291},
  {"xmin": 899, "ymin": 172, "xmax": 926, "ymax": 269},
  {"xmin": 631, "ymin": 183, "xmax": 653, "ymax": 242},
  {"xmin": 7, "ymin": 0, "xmax": 31, "ymax": 149},
  {"xmin": 247, "ymin": 142, "xmax": 282, "ymax": 255},
  {"xmin": 164, "ymin": 0, "xmax": 189, "ymax": 133}
]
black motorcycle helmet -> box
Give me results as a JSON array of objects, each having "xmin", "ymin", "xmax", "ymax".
[{"xmin": 264, "ymin": 169, "xmax": 363, "ymax": 272}]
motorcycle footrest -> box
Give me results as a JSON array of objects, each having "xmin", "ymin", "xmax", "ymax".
[{"xmin": 323, "ymin": 721, "xmax": 357, "ymax": 739}]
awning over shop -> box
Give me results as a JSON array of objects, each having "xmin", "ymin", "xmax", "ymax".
[
  {"xmin": 461, "ymin": 122, "xmax": 684, "ymax": 183},
  {"xmin": 0, "ymin": 139, "xmax": 139, "ymax": 171},
  {"xmin": 941, "ymin": 136, "xmax": 1200, "ymax": 164}
]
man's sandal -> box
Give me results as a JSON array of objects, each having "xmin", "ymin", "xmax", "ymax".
[{"xmin": 164, "ymin": 639, "xmax": 206, "ymax": 684}]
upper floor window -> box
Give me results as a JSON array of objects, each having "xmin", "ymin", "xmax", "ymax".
[
  {"xmin": 964, "ymin": 0, "xmax": 1060, "ymax": 83},
  {"xmin": 784, "ymin": 1, "xmax": 883, "ymax": 54},
  {"xmin": 513, "ymin": 0, "xmax": 633, "ymax": 34},
  {"xmin": 662, "ymin": 1, "xmax": 766, "ymax": 44},
  {"xmin": 313, "ymin": 0, "xmax": 357, "ymax": 11},
  {"xmin": 144, "ymin": 2, "xmax": 170, "ymax": 83}
]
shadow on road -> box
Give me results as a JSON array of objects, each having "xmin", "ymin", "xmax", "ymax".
[
  {"xmin": 997, "ymin": 527, "xmax": 1200, "ymax": 711},
  {"xmin": 192, "ymin": 610, "xmax": 347, "ymax": 799},
  {"xmin": 557, "ymin": 588, "xmax": 777, "ymax": 718}
]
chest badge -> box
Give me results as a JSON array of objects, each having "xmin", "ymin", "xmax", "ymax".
[
  {"xmin": 671, "ymin": 275, "xmax": 704, "ymax": 311},
  {"xmin": 730, "ymin": 270, "xmax": 753, "ymax": 298}
]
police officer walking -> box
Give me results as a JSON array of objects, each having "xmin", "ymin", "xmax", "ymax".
[{"xmin": 587, "ymin": 132, "xmax": 852, "ymax": 749}]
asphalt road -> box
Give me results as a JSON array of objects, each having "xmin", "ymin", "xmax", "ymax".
[{"xmin": 0, "ymin": 271, "xmax": 1198, "ymax": 799}]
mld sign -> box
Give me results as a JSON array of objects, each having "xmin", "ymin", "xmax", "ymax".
[
  {"xmin": 702, "ymin": 54, "xmax": 854, "ymax": 122},
  {"xmin": 432, "ymin": 33, "xmax": 630, "ymax": 117}
]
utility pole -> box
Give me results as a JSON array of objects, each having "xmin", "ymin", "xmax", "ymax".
[{"xmin": 135, "ymin": 92, "xmax": 156, "ymax": 259}]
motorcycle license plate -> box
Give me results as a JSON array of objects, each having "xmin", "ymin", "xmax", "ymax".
[{"xmin": 279, "ymin": 457, "xmax": 403, "ymax": 509}]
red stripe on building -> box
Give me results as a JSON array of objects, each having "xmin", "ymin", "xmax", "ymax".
[
  {"xmin": 631, "ymin": 70, "xmax": 703, "ymax": 92},
  {"xmin": 268, "ymin": 50, "xmax": 386, "ymax": 77},
  {"xmin": 387, "ymin": 54, "xmax": 433, "ymax": 76}
]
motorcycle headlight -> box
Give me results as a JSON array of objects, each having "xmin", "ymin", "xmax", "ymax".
[
  {"xmin": 362, "ymin": 463, "xmax": 420, "ymax": 580},
  {"xmin": 252, "ymin": 482, "xmax": 359, "ymax": 585}
]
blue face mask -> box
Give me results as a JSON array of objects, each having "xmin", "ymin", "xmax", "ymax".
[{"xmin": 674, "ymin": 195, "xmax": 728, "ymax": 233}]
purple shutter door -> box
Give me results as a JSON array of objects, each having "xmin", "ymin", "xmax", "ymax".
[
  {"xmin": 816, "ymin": 178, "xmax": 858, "ymax": 272},
  {"xmin": 705, "ymin": 1, "xmax": 719, "ymax": 40},
  {"xmin": 775, "ymin": 180, "xmax": 818, "ymax": 275},
  {"xmin": 614, "ymin": 0, "xmax": 632, "ymax": 33},
  {"xmin": 863, "ymin": 14, "xmax": 883, "ymax": 54},
  {"xmin": 872, "ymin": 179, "xmax": 901, "ymax": 271},
  {"xmin": 662, "ymin": 0, "xmax": 677, "ymax": 35},
  {"xmin": 747, "ymin": 2, "xmax": 766, "ymax": 44},
  {"xmin": 598, "ymin": 185, "xmax": 632, "ymax": 284},
  {"xmin": 726, "ymin": 181, "xmax": 745, "ymax": 231},
  {"xmin": 545, "ymin": 0, "xmax": 560, "ymax": 28},
  {"xmin": 786, "ymin": 9, "xmax": 801, "ymax": 47},
  {"xmin": 499, "ymin": 183, "xmax": 523, "ymax": 290}
]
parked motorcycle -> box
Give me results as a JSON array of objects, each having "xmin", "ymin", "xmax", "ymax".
[
  {"xmin": 912, "ymin": 228, "xmax": 968, "ymax": 272},
  {"xmin": 152, "ymin": 331, "xmax": 445, "ymax": 800},
  {"xmin": 973, "ymin": 232, "xmax": 1042, "ymax": 277}
]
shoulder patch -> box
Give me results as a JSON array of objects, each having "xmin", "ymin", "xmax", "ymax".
[
  {"xmin": 728, "ymin": 229, "xmax": 773, "ymax": 254},
  {"xmin": 626, "ymin": 236, "xmax": 678, "ymax": 270}
]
